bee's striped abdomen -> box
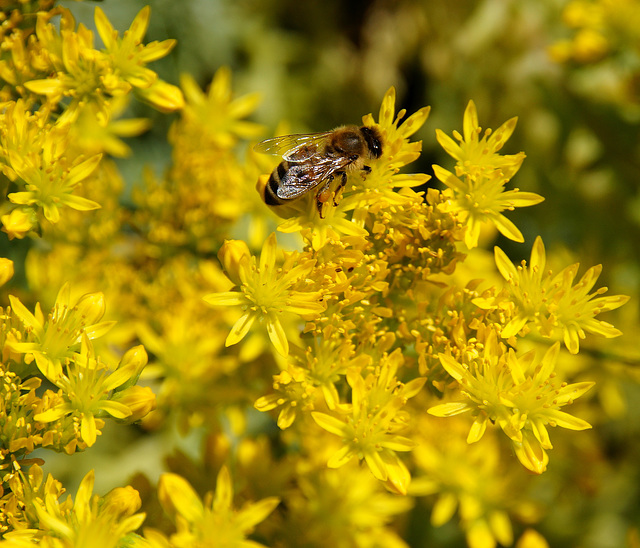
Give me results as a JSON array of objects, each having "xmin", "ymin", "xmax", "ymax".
[{"xmin": 264, "ymin": 161, "xmax": 290, "ymax": 205}]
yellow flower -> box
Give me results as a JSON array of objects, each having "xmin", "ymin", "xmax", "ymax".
[
  {"xmin": 155, "ymin": 467, "xmax": 279, "ymax": 548},
  {"xmin": 179, "ymin": 68, "xmax": 264, "ymax": 147},
  {"xmin": 94, "ymin": 6, "xmax": 175, "ymax": 90},
  {"xmin": 358, "ymin": 86, "xmax": 431, "ymax": 205},
  {"xmin": 254, "ymin": 364, "xmax": 316, "ymax": 429},
  {"xmin": 33, "ymin": 337, "xmax": 144, "ymax": 447},
  {"xmin": 436, "ymin": 100, "xmax": 524, "ymax": 180},
  {"xmin": 25, "ymin": 9, "xmax": 116, "ymax": 124},
  {"xmin": 94, "ymin": 6, "xmax": 184, "ymax": 112},
  {"xmin": 434, "ymin": 101, "xmax": 544, "ymax": 248},
  {"xmin": 7, "ymin": 146, "xmax": 102, "ymax": 224},
  {"xmin": 204, "ymin": 233, "xmax": 326, "ymax": 356},
  {"xmin": 410, "ymin": 416, "xmax": 521, "ymax": 548},
  {"xmin": 32, "ymin": 469, "xmax": 146, "ymax": 547},
  {"xmin": 429, "ymin": 331, "xmax": 594, "ymax": 474},
  {"xmin": 483, "ymin": 236, "xmax": 630, "ymax": 353},
  {"xmin": 312, "ymin": 350, "xmax": 425, "ymax": 494},
  {"xmin": 7, "ymin": 283, "xmax": 116, "ymax": 381},
  {"xmin": 0, "ymin": 100, "xmax": 102, "ymax": 225},
  {"xmin": 283, "ymin": 465, "xmax": 412, "ymax": 547},
  {"xmin": 69, "ymin": 98, "xmax": 151, "ymax": 158}
]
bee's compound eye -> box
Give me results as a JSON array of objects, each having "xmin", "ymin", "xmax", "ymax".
[{"xmin": 360, "ymin": 126, "xmax": 383, "ymax": 158}]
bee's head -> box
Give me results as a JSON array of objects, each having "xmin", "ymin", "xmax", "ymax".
[{"xmin": 360, "ymin": 126, "xmax": 383, "ymax": 159}]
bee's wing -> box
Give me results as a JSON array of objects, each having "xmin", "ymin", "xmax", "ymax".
[
  {"xmin": 276, "ymin": 155, "xmax": 352, "ymax": 200},
  {"xmin": 254, "ymin": 132, "xmax": 331, "ymax": 162}
]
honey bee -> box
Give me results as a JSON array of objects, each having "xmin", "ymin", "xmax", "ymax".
[{"xmin": 255, "ymin": 125, "xmax": 383, "ymax": 217}]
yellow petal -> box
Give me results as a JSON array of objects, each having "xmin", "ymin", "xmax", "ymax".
[
  {"xmin": 545, "ymin": 408, "xmax": 592, "ymax": 430},
  {"xmin": 489, "ymin": 116, "xmax": 518, "ymax": 151},
  {"xmin": 384, "ymin": 455, "xmax": 412, "ymax": 496},
  {"xmin": 398, "ymin": 106, "xmax": 430, "ymax": 138},
  {"xmin": 213, "ymin": 466, "xmax": 234, "ymax": 511},
  {"xmin": 34, "ymin": 407, "xmax": 67, "ymax": 423},
  {"xmin": 326, "ymin": 444, "xmax": 355, "ymax": 469},
  {"xmin": 24, "ymin": 78, "xmax": 62, "ymax": 96},
  {"xmin": 158, "ymin": 473, "xmax": 204, "ymax": 523},
  {"xmin": 259, "ymin": 232, "xmax": 278, "ymax": 273},
  {"xmin": 226, "ymin": 312, "xmax": 256, "ymax": 346},
  {"xmin": 100, "ymin": 400, "xmax": 133, "ymax": 420},
  {"xmin": 81, "ymin": 413, "xmax": 97, "ymax": 447},
  {"xmin": 135, "ymin": 80, "xmax": 185, "ymax": 112},
  {"xmin": 435, "ymin": 129, "xmax": 462, "ymax": 161},
  {"xmin": 277, "ymin": 406, "xmax": 296, "ymax": 429},
  {"xmin": 494, "ymin": 246, "xmax": 517, "ymax": 281},
  {"xmin": 462, "ymin": 100, "xmax": 479, "ymax": 142},
  {"xmin": 203, "ymin": 291, "xmax": 246, "ymax": 307},
  {"xmin": 364, "ymin": 449, "xmax": 387, "ymax": 480},
  {"xmin": 431, "ymin": 492, "xmax": 457, "ymax": 526},
  {"xmin": 67, "ymin": 154, "xmax": 102, "ymax": 186},
  {"xmin": 513, "ymin": 435, "xmax": 548, "ymax": 474},
  {"xmin": 311, "ymin": 411, "xmax": 347, "ymax": 437},
  {"xmin": 489, "ymin": 510, "xmax": 513, "ymax": 546},
  {"xmin": 266, "ymin": 315, "xmax": 288, "ymax": 356},
  {"xmin": 492, "ymin": 213, "xmax": 524, "ymax": 243},
  {"xmin": 433, "ymin": 165, "xmax": 466, "ymax": 192},
  {"xmin": 62, "ymin": 195, "xmax": 102, "ymax": 212},
  {"xmin": 501, "ymin": 315, "xmax": 529, "ymax": 339},
  {"xmin": 235, "ymin": 497, "xmax": 280, "ymax": 531},
  {"xmin": 75, "ymin": 470, "xmax": 96, "ymax": 514},
  {"xmin": 94, "ymin": 6, "xmax": 116, "ymax": 49},
  {"xmin": 9, "ymin": 295, "xmax": 41, "ymax": 331},
  {"xmin": 428, "ymin": 402, "xmax": 470, "ymax": 417},
  {"xmin": 438, "ymin": 354, "xmax": 466, "ymax": 381},
  {"xmin": 467, "ymin": 417, "xmax": 488, "ymax": 443},
  {"xmin": 378, "ymin": 86, "xmax": 396, "ymax": 128},
  {"xmin": 217, "ymin": 239, "xmax": 251, "ymax": 286},
  {"xmin": 138, "ymin": 39, "xmax": 177, "ymax": 63},
  {"xmin": 129, "ymin": 6, "xmax": 151, "ymax": 43},
  {"xmin": 503, "ymin": 191, "xmax": 545, "ymax": 207}
]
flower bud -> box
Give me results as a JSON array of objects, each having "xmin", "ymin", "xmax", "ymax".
[
  {"xmin": 116, "ymin": 345, "xmax": 149, "ymax": 380},
  {"xmin": 1, "ymin": 208, "xmax": 36, "ymax": 240},
  {"xmin": 103, "ymin": 485, "xmax": 142, "ymax": 517},
  {"xmin": 75, "ymin": 292, "xmax": 106, "ymax": 325},
  {"xmin": 112, "ymin": 385, "xmax": 156, "ymax": 422},
  {"xmin": 0, "ymin": 259, "xmax": 14, "ymax": 286},
  {"xmin": 218, "ymin": 239, "xmax": 250, "ymax": 286}
]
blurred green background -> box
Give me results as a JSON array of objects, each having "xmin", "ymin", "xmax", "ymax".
[{"xmin": 51, "ymin": 1, "xmax": 640, "ymax": 546}]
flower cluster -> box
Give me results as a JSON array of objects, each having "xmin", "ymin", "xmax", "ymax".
[
  {"xmin": 0, "ymin": 4, "xmax": 183, "ymax": 239},
  {"xmin": 434, "ymin": 100, "xmax": 543, "ymax": 248},
  {"xmin": 0, "ymin": 276, "xmax": 155, "ymax": 539}
]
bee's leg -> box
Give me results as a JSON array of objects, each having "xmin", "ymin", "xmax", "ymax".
[
  {"xmin": 360, "ymin": 165, "xmax": 372, "ymax": 180},
  {"xmin": 332, "ymin": 171, "xmax": 347, "ymax": 206},
  {"xmin": 316, "ymin": 177, "xmax": 334, "ymax": 218}
]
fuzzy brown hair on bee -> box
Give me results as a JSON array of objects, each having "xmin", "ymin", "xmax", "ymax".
[{"xmin": 254, "ymin": 125, "xmax": 383, "ymax": 218}]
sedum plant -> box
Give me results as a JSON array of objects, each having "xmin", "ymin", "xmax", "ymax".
[{"xmin": 0, "ymin": 2, "xmax": 631, "ymax": 547}]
